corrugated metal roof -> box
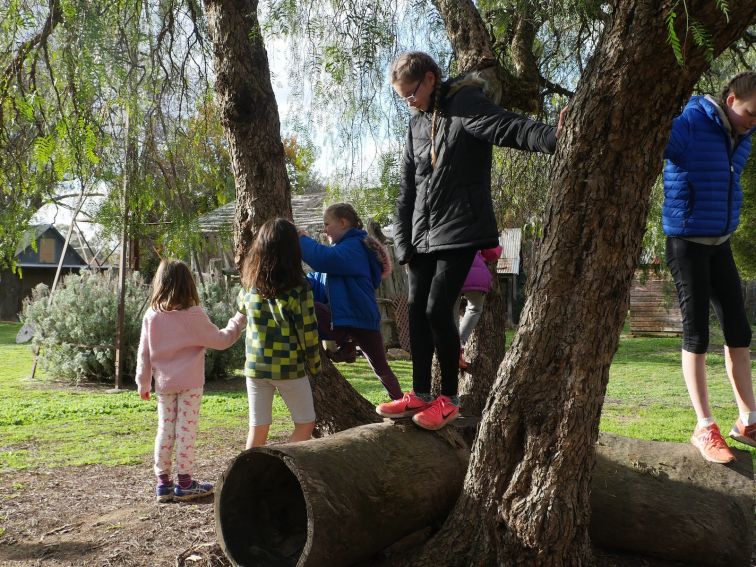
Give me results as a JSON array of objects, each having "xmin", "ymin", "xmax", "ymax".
[
  {"xmin": 497, "ymin": 228, "xmax": 522, "ymax": 275},
  {"xmin": 197, "ymin": 192, "xmax": 327, "ymax": 234}
]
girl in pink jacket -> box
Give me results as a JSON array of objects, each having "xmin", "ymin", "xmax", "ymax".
[
  {"xmin": 136, "ymin": 259, "xmax": 245, "ymax": 503},
  {"xmin": 455, "ymin": 246, "xmax": 502, "ymax": 369}
]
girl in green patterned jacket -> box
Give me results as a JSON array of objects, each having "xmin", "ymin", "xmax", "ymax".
[{"xmin": 237, "ymin": 218, "xmax": 321, "ymax": 449}]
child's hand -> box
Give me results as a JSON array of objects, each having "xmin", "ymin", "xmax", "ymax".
[
  {"xmin": 297, "ymin": 228, "xmax": 308, "ymax": 237},
  {"xmin": 556, "ymin": 106, "xmax": 569, "ymax": 139},
  {"xmin": 140, "ymin": 391, "xmax": 151, "ymax": 401}
]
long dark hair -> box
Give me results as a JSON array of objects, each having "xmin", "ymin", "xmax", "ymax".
[
  {"xmin": 241, "ymin": 218, "xmax": 305, "ymax": 298},
  {"xmin": 150, "ymin": 259, "xmax": 200, "ymax": 312}
]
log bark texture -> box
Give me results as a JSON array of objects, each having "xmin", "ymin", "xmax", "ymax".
[
  {"xmin": 215, "ymin": 425, "xmax": 753, "ymax": 567},
  {"xmin": 215, "ymin": 421, "xmax": 470, "ymax": 567},
  {"xmin": 590, "ymin": 434, "xmax": 753, "ymax": 567}
]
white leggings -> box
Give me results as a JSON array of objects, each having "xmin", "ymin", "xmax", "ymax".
[
  {"xmin": 154, "ymin": 388, "xmax": 203, "ymax": 478},
  {"xmin": 455, "ymin": 291, "xmax": 487, "ymax": 347}
]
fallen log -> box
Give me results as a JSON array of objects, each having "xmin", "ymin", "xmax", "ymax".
[
  {"xmin": 590, "ymin": 434, "xmax": 753, "ymax": 567},
  {"xmin": 215, "ymin": 421, "xmax": 469, "ymax": 567},
  {"xmin": 215, "ymin": 422, "xmax": 753, "ymax": 567}
]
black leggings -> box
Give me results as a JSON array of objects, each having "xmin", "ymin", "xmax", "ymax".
[
  {"xmin": 407, "ymin": 249, "xmax": 476, "ymax": 397},
  {"xmin": 666, "ymin": 237, "xmax": 752, "ymax": 354}
]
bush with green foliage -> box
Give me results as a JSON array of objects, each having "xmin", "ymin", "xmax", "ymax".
[
  {"xmin": 22, "ymin": 272, "xmax": 245, "ymax": 385},
  {"xmin": 198, "ymin": 280, "xmax": 245, "ymax": 379},
  {"xmin": 22, "ymin": 271, "xmax": 148, "ymax": 384}
]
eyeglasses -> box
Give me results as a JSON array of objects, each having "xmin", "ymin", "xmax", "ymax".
[{"xmin": 399, "ymin": 79, "xmax": 423, "ymax": 103}]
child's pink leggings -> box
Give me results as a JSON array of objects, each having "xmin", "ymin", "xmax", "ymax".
[{"xmin": 154, "ymin": 388, "xmax": 203, "ymax": 479}]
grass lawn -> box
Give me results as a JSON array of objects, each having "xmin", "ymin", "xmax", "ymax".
[{"xmin": 0, "ymin": 321, "xmax": 753, "ymax": 473}]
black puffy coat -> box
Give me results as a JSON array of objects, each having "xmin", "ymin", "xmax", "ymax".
[{"xmin": 394, "ymin": 82, "xmax": 557, "ymax": 264}]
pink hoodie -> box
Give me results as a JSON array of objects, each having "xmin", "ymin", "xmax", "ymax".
[{"xmin": 135, "ymin": 306, "xmax": 246, "ymax": 395}]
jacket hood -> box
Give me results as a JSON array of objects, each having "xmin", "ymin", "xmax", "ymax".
[{"xmin": 340, "ymin": 228, "xmax": 390, "ymax": 287}]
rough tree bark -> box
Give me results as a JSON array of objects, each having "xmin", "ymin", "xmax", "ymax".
[
  {"xmin": 203, "ymin": 0, "xmax": 379, "ymax": 432},
  {"xmin": 458, "ymin": 268, "xmax": 507, "ymax": 417},
  {"xmin": 433, "ymin": 0, "xmax": 552, "ymax": 113},
  {"xmin": 405, "ymin": 1, "xmax": 756, "ymax": 565},
  {"xmin": 202, "ymin": 0, "xmax": 292, "ymax": 262}
]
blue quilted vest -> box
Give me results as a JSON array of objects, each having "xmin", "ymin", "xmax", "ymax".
[{"xmin": 662, "ymin": 96, "xmax": 753, "ymax": 237}]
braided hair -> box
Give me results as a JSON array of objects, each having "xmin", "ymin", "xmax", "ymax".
[
  {"xmin": 720, "ymin": 71, "xmax": 756, "ymax": 107},
  {"xmin": 390, "ymin": 51, "xmax": 444, "ymax": 167}
]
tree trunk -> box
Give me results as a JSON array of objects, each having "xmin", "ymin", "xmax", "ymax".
[
  {"xmin": 311, "ymin": 348, "xmax": 382, "ymax": 436},
  {"xmin": 458, "ymin": 268, "xmax": 507, "ymax": 417},
  {"xmin": 433, "ymin": 0, "xmax": 546, "ymax": 113},
  {"xmin": 409, "ymin": 1, "xmax": 756, "ymax": 566},
  {"xmin": 203, "ymin": 1, "xmax": 378, "ymax": 431},
  {"xmin": 202, "ymin": 0, "xmax": 292, "ymax": 262},
  {"xmin": 214, "ymin": 425, "xmax": 753, "ymax": 567}
]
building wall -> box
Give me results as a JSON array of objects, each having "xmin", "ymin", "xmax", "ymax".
[{"xmin": 0, "ymin": 268, "xmax": 80, "ymax": 321}]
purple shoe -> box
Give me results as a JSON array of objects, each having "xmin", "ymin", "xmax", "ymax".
[{"xmin": 173, "ymin": 480, "xmax": 214, "ymax": 502}]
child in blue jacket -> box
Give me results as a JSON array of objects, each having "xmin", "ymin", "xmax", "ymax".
[
  {"xmin": 299, "ymin": 203, "xmax": 403, "ymax": 401},
  {"xmin": 663, "ymin": 71, "xmax": 756, "ymax": 464}
]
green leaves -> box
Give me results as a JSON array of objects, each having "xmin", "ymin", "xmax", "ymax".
[
  {"xmin": 666, "ymin": 1, "xmax": 730, "ymax": 65},
  {"xmin": 666, "ymin": 9, "xmax": 683, "ymax": 66}
]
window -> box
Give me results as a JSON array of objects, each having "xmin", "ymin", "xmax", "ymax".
[{"xmin": 39, "ymin": 237, "xmax": 55, "ymax": 263}]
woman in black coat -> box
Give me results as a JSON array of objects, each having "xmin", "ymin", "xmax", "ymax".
[{"xmin": 377, "ymin": 51, "xmax": 565, "ymax": 430}]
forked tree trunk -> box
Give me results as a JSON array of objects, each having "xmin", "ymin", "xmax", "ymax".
[
  {"xmin": 202, "ymin": 0, "xmax": 292, "ymax": 262},
  {"xmin": 458, "ymin": 268, "xmax": 507, "ymax": 417},
  {"xmin": 406, "ymin": 1, "xmax": 756, "ymax": 565}
]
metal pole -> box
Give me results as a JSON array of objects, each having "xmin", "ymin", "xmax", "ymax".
[{"xmin": 114, "ymin": 114, "xmax": 132, "ymax": 391}]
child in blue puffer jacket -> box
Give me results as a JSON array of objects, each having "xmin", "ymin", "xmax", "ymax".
[
  {"xmin": 663, "ymin": 71, "xmax": 756, "ymax": 465},
  {"xmin": 299, "ymin": 203, "xmax": 403, "ymax": 401}
]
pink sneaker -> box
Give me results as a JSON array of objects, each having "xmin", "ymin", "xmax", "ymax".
[
  {"xmin": 376, "ymin": 391, "xmax": 430, "ymax": 418},
  {"xmin": 730, "ymin": 419, "xmax": 756, "ymax": 449},
  {"xmin": 691, "ymin": 423, "xmax": 735, "ymax": 464},
  {"xmin": 412, "ymin": 395, "xmax": 460, "ymax": 430}
]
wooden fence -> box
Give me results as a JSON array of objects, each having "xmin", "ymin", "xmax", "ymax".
[{"xmin": 629, "ymin": 270, "xmax": 682, "ymax": 336}]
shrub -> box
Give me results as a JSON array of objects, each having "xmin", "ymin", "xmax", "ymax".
[
  {"xmin": 21, "ymin": 272, "xmax": 245, "ymax": 385},
  {"xmin": 199, "ymin": 279, "xmax": 245, "ymax": 379},
  {"xmin": 21, "ymin": 270, "xmax": 148, "ymax": 384}
]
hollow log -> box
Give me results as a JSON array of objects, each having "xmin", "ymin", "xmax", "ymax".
[
  {"xmin": 215, "ymin": 421, "xmax": 469, "ymax": 567},
  {"xmin": 215, "ymin": 423, "xmax": 753, "ymax": 567}
]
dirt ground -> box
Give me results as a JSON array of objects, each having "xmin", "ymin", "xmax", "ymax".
[{"xmin": 0, "ymin": 444, "xmax": 706, "ymax": 567}]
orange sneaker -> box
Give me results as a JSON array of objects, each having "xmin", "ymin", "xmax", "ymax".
[
  {"xmin": 691, "ymin": 423, "xmax": 735, "ymax": 464},
  {"xmin": 729, "ymin": 419, "xmax": 756, "ymax": 449},
  {"xmin": 376, "ymin": 391, "xmax": 430, "ymax": 418},
  {"xmin": 412, "ymin": 395, "xmax": 460, "ymax": 430}
]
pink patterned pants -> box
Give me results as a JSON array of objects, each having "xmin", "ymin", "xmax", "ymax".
[{"xmin": 154, "ymin": 388, "xmax": 203, "ymax": 478}]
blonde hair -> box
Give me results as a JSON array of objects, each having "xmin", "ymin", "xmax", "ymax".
[
  {"xmin": 391, "ymin": 51, "xmax": 444, "ymax": 168},
  {"xmin": 150, "ymin": 259, "xmax": 200, "ymax": 312},
  {"xmin": 324, "ymin": 202, "xmax": 363, "ymax": 229}
]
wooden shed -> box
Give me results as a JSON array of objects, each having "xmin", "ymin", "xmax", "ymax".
[
  {"xmin": 496, "ymin": 228, "xmax": 522, "ymax": 325},
  {"xmin": 0, "ymin": 225, "xmax": 90, "ymax": 321},
  {"xmin": 628, "ymin": 268, "xmax": 683, "ymax": 336}
]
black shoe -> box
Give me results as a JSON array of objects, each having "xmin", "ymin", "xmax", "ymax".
[{"xmin": 327, "ymin": 346, "xmax": 357, "ymax": 363}]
